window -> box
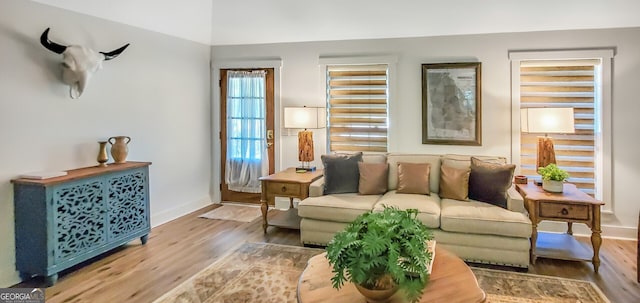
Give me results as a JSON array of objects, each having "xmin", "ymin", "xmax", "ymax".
[
  {"xmin": 326, "ymin": 64, "xmax": 389, "ymax": 152},
  {"xmin": 510, "ymin": 50, "xmax": 613, "ymax": 210}
]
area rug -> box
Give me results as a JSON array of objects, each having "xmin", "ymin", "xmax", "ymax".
[
  {"xmin": 472, "ymin": 267, "xmax": 610, "ymax": 303},
  {"xmin": 154, "ymin": 242, "xmax": 610, "ymax": 303},
  {"xmin": 198, "ymin": 204, "xmax": 263, "ymax": 223}
]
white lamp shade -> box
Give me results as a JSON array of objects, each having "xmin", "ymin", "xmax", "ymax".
[
  {"xmin": 521, "ymin": 107, "xmax": 575, "ymax": 134},
  {"xmin": 284, "ymin": 107, "xmax": 326, "ymax": 129}
]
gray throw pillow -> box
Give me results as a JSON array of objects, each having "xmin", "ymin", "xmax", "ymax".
[
  {"xmin": 321, "ymin": 152, "xmax": 363, "ymax": 194},
  {"xmin": 468, "ymin": 157, "xmax": 516, "ymax": 208}
]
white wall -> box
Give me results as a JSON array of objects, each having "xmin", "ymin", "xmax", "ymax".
[
  {"xmin": 0, "ymin": 0, "xmax": 212, "ymax": 286},
  {"xmin": 212, "ymin": 27, "xmax": 640, "ymax": 238}
]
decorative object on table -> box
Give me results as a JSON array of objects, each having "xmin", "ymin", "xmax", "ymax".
[
  {"xmin": 421, "ymin": 62, "xmax": 481, "ymax": 146},
  {"xmin": 514, "ymin": 175, "xmax": 528, "ymax": 184},
  {"xmin": 39, "ymin": 28, "xmax": 130, "ymax": 99},
  {"xmin": 326, "ymin": 206, "xmax": 433, "ymax": 303},
  {"xmin": 284, "ymin": 106, "xmax": 326, "ymax": 171},
  {"xmin": 97, "ymin": 141, "xmax": 109, "ymax": 167},
  {"xmin": 537, "ymin": 163, "xmax": 569, "ymax": 193},
  {"xmin": 521, "ymin": 107, "xmax": 575, "ymax": 169},
  {"xmin": 108, "ymin": 136, "xmax": 131, "ymax": 163}
]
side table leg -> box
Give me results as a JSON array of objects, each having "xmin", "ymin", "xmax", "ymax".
[
  {"xmin": 567, "ymin": 222, "xmax": 573, "ymax": 235},
  {"xmin": 261, "ymin": 180, "xmax": 268, "ymax": 234},
  {"xmin": 261, "ymin": 201, "xmax": 268, "ymax": 233},
  {"xmin": 591, "ymin": 206, "xmax": 602, "ymax": 273}
]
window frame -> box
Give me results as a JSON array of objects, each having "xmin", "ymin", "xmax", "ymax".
[
  {"xmin": 318, "ymin": 55, "xmax": 397, "ymax": 153},
  {"xmin": 509, "ymin": 49, "xmax": 614, "ymax": 213}
]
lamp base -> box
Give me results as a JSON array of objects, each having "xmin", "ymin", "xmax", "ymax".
[
  {"xmin": 537, "ymin": 136, "xmax": 557, "ymax": 169},
  {"xmin": 295, "ymin": 166, "xmax": 316, "ymax": 172}
]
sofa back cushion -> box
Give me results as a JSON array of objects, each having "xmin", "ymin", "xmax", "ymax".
[
  {"xmin": 387, "ymin": 154, "xmax": 441, "ymax": 192},
  {"xmin": 362, "ymin": 153, "xmax": 387, "ymax": 164}
]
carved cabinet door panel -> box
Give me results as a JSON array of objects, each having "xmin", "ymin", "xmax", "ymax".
[
  {"xmin": 52, "ymin": 179, "xmax": 107, "ymax": 264},
  {"xmin": 106, "ymin": 168, "xmax": 150, "ymax": 242}
]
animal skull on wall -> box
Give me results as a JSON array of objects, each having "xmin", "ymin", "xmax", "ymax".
[{"xmin": 40, "ymin": 28, "xmax": 130, "ymax": 99}]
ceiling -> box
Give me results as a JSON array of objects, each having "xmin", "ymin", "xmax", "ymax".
[{"xmin": 32, "ymin": 0, "xmax": 640, "ymax": 46}]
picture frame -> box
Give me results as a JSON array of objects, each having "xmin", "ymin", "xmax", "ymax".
[{"xmin": 421, "ymin": 62, "xmax": 482, "ymax": 145}]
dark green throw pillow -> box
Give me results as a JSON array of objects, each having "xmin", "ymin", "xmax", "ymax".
[{"xmin": 321, "ymin": 152, "xmax": 363, "ymax": 194}]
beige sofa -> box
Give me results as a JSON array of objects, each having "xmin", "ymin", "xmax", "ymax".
[{"xmin": 298, "ymin": 153, "xmax": 532, "ymax": 268}]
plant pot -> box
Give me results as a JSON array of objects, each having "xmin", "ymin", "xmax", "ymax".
[
  {"xmin": 543, "ymin": 180, "xmax": 564, "ymax": 193},
  {"xmin": 355, "ymin": 283, "xmax": 399, "ymax": 303}
]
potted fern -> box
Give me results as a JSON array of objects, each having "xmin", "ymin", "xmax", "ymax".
[
  {"xmin": 325, "ymin": 206, "xmax": 433, "ymax": 303},
  {"xmin": 538, "ymin": 163, "xmax": 570, "ymax": 193}
]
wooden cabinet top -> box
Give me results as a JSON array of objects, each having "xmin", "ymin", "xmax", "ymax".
[
  {"xmin": 516, "ymin": 182, "xmax": 604, "ymax": 206},
  {"xmin": 11, "ymin": 161, "xmax": 152, "ymax": 186},
  {"xmin": 259, "ymin": 168, "xmax": 323, "ymax": 184}
]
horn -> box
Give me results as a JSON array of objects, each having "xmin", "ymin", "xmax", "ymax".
[
  {"xmin": 40, "ymin": 28, "xmax": 67, "ymax": 54},
  {"xmin": 101, "ymin": 43, "xmax": 130, "ymax": 61}
]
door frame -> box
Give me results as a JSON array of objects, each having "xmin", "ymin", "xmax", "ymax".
[
  {"xmin": 220, "ymin": 68, "xmax": 275, "ymax": 203},
  {"xmin": 211, "ymin": 59, "xmax": 283, "ymax": 204}
]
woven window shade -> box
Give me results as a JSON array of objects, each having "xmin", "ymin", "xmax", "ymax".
[
  {"xmin": 519, "ymin": 60, "xmax": 598, "ymax": 195},
  {"xmin": 327, "ymin": 65, "xmax": 388, "ymax": 152}
]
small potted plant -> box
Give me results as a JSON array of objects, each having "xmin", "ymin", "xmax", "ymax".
[
  {"xmin": 325, "ymin": 206, "xmax": 433, "ymax": 303},
  {"xmin": 538, "ymin": 163, "xmax": 570, "ymax": 193}
]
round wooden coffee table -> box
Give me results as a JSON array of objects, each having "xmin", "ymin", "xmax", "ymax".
[{"xmin": 297, "ymin": 247, "xmax": 485, "ymax": 303}]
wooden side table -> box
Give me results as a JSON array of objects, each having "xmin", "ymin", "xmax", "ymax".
[
  {"xmin": 516, "ymin": 182, "xmax": 604, "ymax": 273},
  {"xmin": 259, "ymin": 168, "xmax": 323, "ymax": 233}
]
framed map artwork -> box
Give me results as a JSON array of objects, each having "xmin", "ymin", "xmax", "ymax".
[{"xmin": 421, "ymin": 62, "xmax": 481, "ymax": 145}]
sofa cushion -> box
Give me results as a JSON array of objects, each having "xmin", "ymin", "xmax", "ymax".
[
  {"xmin": 373, "ymin": 190, "xmax": 440, "ymax": 228},
  {"xmin": 358, "ymin": 162, "xmax": 388, "ymax": 195},
  {"xmin": 442, "ymin": 154, "xmax": 507, "ymax": 166},
  {"xmin": 439, "ymin": 164, "xmax": 470, "ymax": 201},
  {"xmin": 440, "ymin": 199, "xmax": 531, "ymax": 238},
  {"xmin": 468, "ymin": 157, "xmax": 516, "ymax": 209},
  {"xmin": 397, "ymin": 162, "xmax": 431, "ymax": 195},
  {"xmin": 362, "ymin": 153, "xmax": 387, "ymax": 164},
  {"xmin": 387, "ymin": 154, "xmax": 441, "ymax": 193},
  {"xmin": 321, "ymin": 152, "xmax": 363, "ymax": 194},
  {"xmin": 298, "ymin": 193, "xmax": 380, "ymax": 223}
]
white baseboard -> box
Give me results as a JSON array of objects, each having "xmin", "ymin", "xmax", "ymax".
[
  {"xmin": 151, "ymin": 197, "xmax": 212, "ymax": 227},
  {"xmin": 0, "ymin": 271, "xmax": 19, "ymax": 288},
  {"xmin": 538, "ymin": 221, "xmax": 637, "ymax": 240}
]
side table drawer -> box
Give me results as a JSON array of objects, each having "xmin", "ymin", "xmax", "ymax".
[
  {"xmin": 267, "ymin": 182, "xmax": 302, "ymax": 197},
  {"xmin": 539, "ymin": 202, "xmax": 589, "ymax": 220}
]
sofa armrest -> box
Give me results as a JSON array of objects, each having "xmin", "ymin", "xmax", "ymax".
[
  {"xmin": 506, "ymin": 185, "xmax": 527, "ymax": 214},
  {"xmin": 309, "ymin": 177, "xmax": 325, "ymax": 197}
]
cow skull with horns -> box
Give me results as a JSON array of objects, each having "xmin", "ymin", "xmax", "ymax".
[{"xmin": 40, "ymin": 28, "xmax": 130, "ymax": 99}]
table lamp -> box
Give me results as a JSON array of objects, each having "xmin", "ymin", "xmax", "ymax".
[
  {"xmin": 284, "ymin": 106, "xmax": 326, "ymax": 171},
  {"xmin": 521, "ymin": 107, "xmax": 575, "ymax": 169}
]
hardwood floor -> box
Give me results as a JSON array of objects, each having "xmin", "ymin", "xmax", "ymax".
[{"xmin": 15, "ymin": 204, "xmax": 640, "ymax": 303}]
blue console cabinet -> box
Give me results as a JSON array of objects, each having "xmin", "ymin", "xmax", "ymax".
[{"xmin": 12, "ymin": 162, "xmax": 151, "ymax": 285}]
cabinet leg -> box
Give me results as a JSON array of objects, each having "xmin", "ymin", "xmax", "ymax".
[
  {"xmin": 45, "ymin": 273, "xmax": 58, "ymax": 286},
  {"xmin": 140, "ymin": 234, "xmax": 149, "ymax": 244},
  {"xmin": 567, "ymin": 222, "xmax": 573, "ymax": 235}
]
